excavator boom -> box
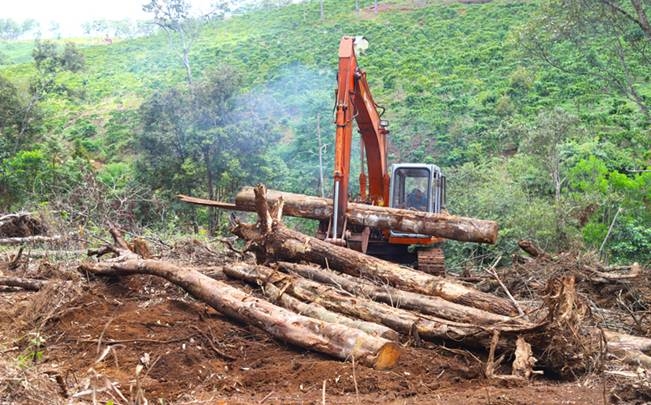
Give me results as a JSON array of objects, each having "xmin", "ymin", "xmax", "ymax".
[
  {"xmin": 331, "ymin": 36, "xmax": 390, "ymax": 240},
  {"xmin": 327, "ymin": 36, "xmax": 447, "ymax": 274}
]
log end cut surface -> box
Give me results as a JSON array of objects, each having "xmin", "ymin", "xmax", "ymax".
[{"xmin": 374, "ymin": 341, "xmax": 401, "ymax": 370}]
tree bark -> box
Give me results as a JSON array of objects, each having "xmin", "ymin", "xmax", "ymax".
[
  {"xmin": 0, "ymin": 235, "xmax": 62, "ymax": 245},
  {"xmin": 232, "ymin": 187, "xmax": 498, "ymax": 244},
  {"xmin": 604, "ymin": 330, "xmax": 651, "ymax": 367},
  {"xmin": 0, "ymin": 276, "xmax": 46, "ymax": 291},
  {"xmin": 518, "ymin": 239, "xmax": 549, "ymax": 258},
  {"xmin": 276, "ymin": 261, "xmax": 532, "ymax": 328},
  {"xmin": 79, "ymin": 258, "xmax": 400, "ymax": 369},
  {"xmin": 228, "ymin": 263, "xmax": 400, "ymax": 341},
  {"xmin": 232, "ymin": 220, "xmax": 517, "ymax": 316},
  {"xmin": 223, "ymin": 263, "xmax": 528, "ymax": 346}
]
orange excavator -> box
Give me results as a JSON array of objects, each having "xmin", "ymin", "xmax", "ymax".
[{"xmin": 318, "ymin": 36, "xmax": 446, "ymax": 275}]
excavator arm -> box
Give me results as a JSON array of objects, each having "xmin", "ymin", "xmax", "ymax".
[{"xmin": 330, "ymin": 36, "xmax": 390, "ymax": 241}]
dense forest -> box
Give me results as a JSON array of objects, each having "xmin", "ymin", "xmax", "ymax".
[{"xmin": 0, "ymin": 0, "xmax": 649, "ymax": 268}]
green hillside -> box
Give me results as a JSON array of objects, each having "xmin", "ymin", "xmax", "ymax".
[{"xmin": 0, "ymin": 0, "xmax": 649, "ymax": 267}]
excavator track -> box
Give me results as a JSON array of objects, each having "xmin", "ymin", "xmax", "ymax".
[{"xmin": 417, "ymin": 247, "xmax": 445, "ymax": 276}]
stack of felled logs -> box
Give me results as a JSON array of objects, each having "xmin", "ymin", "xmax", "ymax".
[{"xmin": 81, "ymin": 185, "xmax": 651, "ymax": 377}]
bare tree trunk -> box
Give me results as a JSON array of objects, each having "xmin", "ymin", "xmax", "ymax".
[
  {"xmin": 204, "ymin": 151, "xmax": 216, "ymax": 235},
  {"xmin": 0, "ymin": 235, "xmax": 62, "ymax": 245},
  {"xmin": 180, "ymin": 29, "xmax": 193, "ymax": 85},
  {"xmin": 233, "ymin": 220, "xmax": 515, "ymax": 316},
  {"xmin": 317, "ymin": 113, "xmax": 325, "ymax": 198},
  {"xmin": 0, "ymin": 276, "xmax": 46, "ymax": 291},
  {"xmin": 228, "ymin": 264, "xmax": 399, "ymax": 340}
]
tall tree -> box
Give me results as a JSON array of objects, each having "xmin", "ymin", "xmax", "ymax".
[
  {"xmin": 142, "ymin": 0, "xmax": 228, "ymax": 85},
  {"xmin": 521, "ymin": 108, "xmax": 581, "ymax": 205},
  {"xmin": 521, "ymin": 108, "xmax": 583, "ymax": 245},
  {"xmin": 0, "ymin": 75, "xmax": 38, "ymax": 170},
  {"xmin": 520, "ymin": 0, "xmax": 651, "ymax": 119},
  {"xmin": 136, "ymin": 66, "xmax": 280, "ymax": 234},
  {"xmin": 143, "ymin": 0, "xmax": 195, "ymax": 84}
]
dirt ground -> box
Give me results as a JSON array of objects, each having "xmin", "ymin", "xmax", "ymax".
[{"xmin": 0, "ymin": 244, "xmax": 642, "ymax": 404}]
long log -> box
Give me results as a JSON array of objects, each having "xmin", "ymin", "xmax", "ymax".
[
  {"xmin": 276, "ymin": 261, "xmax": 533, "ymax": 328},
  {"xmin": 0, "ymin": 235, "xmax": 62, "ymax": 245},
  {"xmin": 223, "ymin": 263, "xmax": 528, "ymax": 345},
  {"xmin": 603, "ymin": 330, "xmax": 651, "ymax": 368},
  {"xmin": 232, "ymin": 218, "xmax": 518, "ymax": 316},
  {"xmin": 79, "ymin": 258, "xmax": 400, "ymax": 369},
  {"xmin": 229, "ymin": 264, "xmax": 400, "ymax": 340},
  {"xmin": 180, "ymin": 188, "xmax": 498, "ymax": 244},
  {"xmin": 236, "ymin": 188, "xmax": 498, "ymax": 243},
  {"xmin": 0, "ymin": 276, "xmax": 46, "ymax": 291}
]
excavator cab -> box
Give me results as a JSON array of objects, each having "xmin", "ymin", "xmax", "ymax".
[
  {"xmin": 389, "ymin": 163, "xmax": 445, "ymax": 216},
  {"xmin": 387, "ymin": 163, "xmax": 446, "ymax": 275}
]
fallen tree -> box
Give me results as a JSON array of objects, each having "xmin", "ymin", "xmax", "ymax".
[
  {"xmin": 276, "ymin": 261, "xmax": 530, "ymax": 328},
  {"xmin": 223, "ymin": 263, "xmax": 536, "ymax": 346},
  {"xmin": 227, "ymin": 264, "xmax": 400, "ymax": 341},
  {"xmin": 179, "ymin": 187, "xmax": 498, "ymax": 244},
  {"xmin": 0, "ymin": 235, "xmax": 63, "ymax": 245},
  {"xmin": 79, "ymin": 254, "xmax": 401, "ymax": 370},
  {"xmin": 0, "ymin": 276, "xmax": 46, "ymax": 291}
]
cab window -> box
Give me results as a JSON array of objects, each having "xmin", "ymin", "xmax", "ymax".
[{"xmin": 391, "ymin": 168, "xmax": 431, "ymax": 211}]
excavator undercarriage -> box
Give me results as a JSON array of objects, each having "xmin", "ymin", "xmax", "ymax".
[
  {"xmin": 417, "ymin": 247, "xmax": 446, "ymax": 276},
  {"xmin": 320, "ymin": 222, "xmax": 446, "ymax": 275}
]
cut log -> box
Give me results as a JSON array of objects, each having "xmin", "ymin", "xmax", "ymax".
[
  {"xmin": 223, "ymin": 263, "xmax": 529, "ymax": 345},
  {"xmin": 236, "ymin": 188, "xmax": 498, "ymax": 243},
  {"xmin": 276, "ymin": 261, "xmax": 532, "ymax": 328},
  {"xmin": 517, "ymin": 239, "xmax": 549, "ymax": 259},
  {"xmin": 0, "ymin": 235, "xmax": 62, "ymax": 245},
  {"xmin": 0, "ymin": 276, "xmax": 46, "ymax": 291},
  {"xmin": 229, "ymin": 264, "xmax": 400, "ymax": 340},
  {"xmin": 79, "ymin": 258, "xmax": 400, "ymax": 369},
  {"xmin": 603, "ymin": 330, "xmax": 651, "ymax": 368},
  {"xmin": 180, "ymin": 188, "xmax": 499, "ymax": 244},
  {"xmin": 580, "ymin": 262, "xmax": 642, "ymax": 282},
  {"xmin": 176, "ymin": 195, "xmax": 238, "ymax": 211},
  {"xmin": 232, "ymin": 217, "xmax": 518, "ymax": 316}
]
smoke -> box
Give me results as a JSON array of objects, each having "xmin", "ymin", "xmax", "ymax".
[
  {"xmin": 233, "ymin": 62, "xmax": 332, "ymax": 128},
  {"xmin": 230, "ymin": 62, "xmax": 336, "ymax": 194}
]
